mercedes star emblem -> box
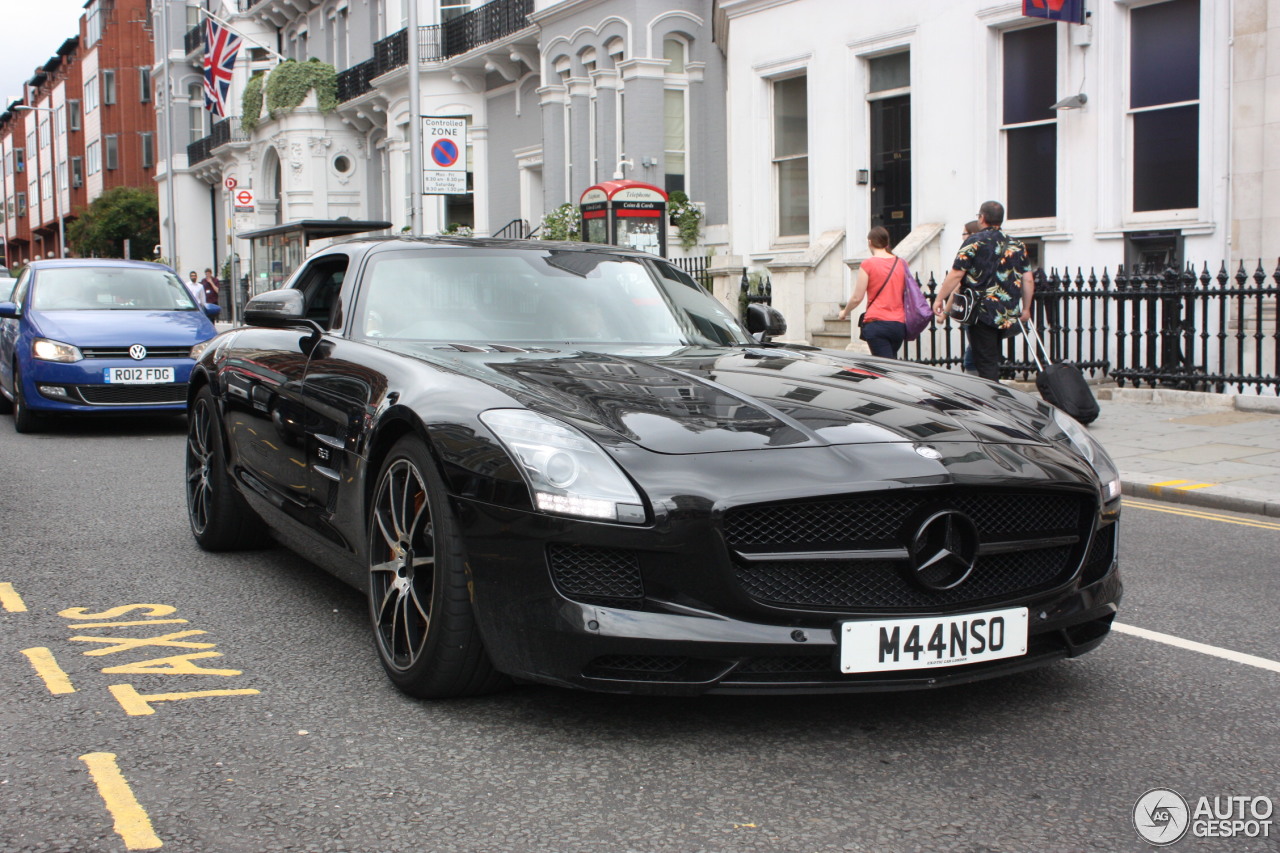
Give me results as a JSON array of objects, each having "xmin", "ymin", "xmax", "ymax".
[
  {"xmin": 914, "ymin": 445, "xmax": 943, "ymax": 460},
  {"xmin": 907, "ymin": 510, "xmax": 979, "ymax": 591},
  {"xmin": 129, "ymin": 344, "xmax": 148, "ymax": 360}
]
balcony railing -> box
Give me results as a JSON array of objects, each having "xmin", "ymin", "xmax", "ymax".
[
  {"xmin": 337, "ymin": 0, "xmax": 532, "ymax": 102},
  {"xmin": 186, "ymin": 117, "xmax": 251, "ymax": 166},
  {"xmin": 184, "ymin": 23, "xmax": 204, "ymax": 55}
]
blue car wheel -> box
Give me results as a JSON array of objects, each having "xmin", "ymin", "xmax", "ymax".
[{"xmin": 12, "ymin": 362, "xmax": 41, "ymax": 434}]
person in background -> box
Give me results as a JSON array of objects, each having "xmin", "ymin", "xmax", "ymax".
[
  {"xmin": 838, "ymin": 226, "xmax": 908, "ymax": 359},
  {"xmin": 200, "ymin": 268, "xmax": 220, "ymax": 306},
  {"xmin": 933, "ymin": 200, "xmax": 1034, "ymax": 381},
  {"xmin": 185, "ymin": 271, "xmax": 205, "ymax": 307},
  {"xmin": 960, "ymin": 219, "xmax": 982, "ymax": 374}
]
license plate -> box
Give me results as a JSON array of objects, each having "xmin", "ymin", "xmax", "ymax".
[
  {"xmin": 840, "ymin": 607, "xmax": 1028, "ymax": 674},
  {"xmin": 104, "ymin": 367, "xmax": 175, "ymax": 384}
]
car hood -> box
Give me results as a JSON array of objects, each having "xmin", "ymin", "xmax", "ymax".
[
  {"xmin": 388, "ymin": 343, "xmax": 1060, "ymax": 455},
  {"xmin": 30, "ymin": 310, "xmax": 216, "ymax": 347}
]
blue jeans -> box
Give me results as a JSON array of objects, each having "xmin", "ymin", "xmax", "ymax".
[{"xmin": 860, "ymin": 320, "xmax": 906, "ymax": 359}]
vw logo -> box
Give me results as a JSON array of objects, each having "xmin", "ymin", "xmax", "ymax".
[
  {"xmin": 129, "ymin": 344, "xmax": 148, "ymax": 360},
  {"xmin": 914, "ymin": 445, "xmax": 942, "ymax": 460},
  {"xmin": 907, "ymin": 510, "xmax": 979, "ymax": 591}
]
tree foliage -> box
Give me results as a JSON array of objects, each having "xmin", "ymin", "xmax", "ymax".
[{"xmin": 66, "ymin": 186, "xmax": 159, "ymax": 260}]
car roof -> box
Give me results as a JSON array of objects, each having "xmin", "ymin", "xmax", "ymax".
[
  {"xmin": 27, "ymin": 258, "xmax": 176, "ymax": 272},
  {"xmin": 331, "ymin": 235, "xmax": 659, "ymax": 260}
]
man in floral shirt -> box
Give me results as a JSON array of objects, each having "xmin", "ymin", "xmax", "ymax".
[{"xmin": 932, "ymin": 200, "xmax": 1034, "ymax": 380}]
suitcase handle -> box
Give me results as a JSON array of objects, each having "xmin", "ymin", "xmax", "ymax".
[{"xmin": 1019, "ymin": 322, "xmax": 1052, "ymax": 372}]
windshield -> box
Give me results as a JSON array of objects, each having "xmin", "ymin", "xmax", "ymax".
[
  {"xmin": 357, "ymin": 249, "xmax": 753, "ymax": 347},
  {"xmin": 31, "ymin": 267, "xmax": 198, "ymax": 311}
]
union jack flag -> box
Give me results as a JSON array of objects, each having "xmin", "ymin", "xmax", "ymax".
[{"xmin": 202, "ymin": 19, "xmax": 243, "ymax": 117}]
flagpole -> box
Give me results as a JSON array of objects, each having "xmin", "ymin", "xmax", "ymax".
[{"xmin": 200, "ymin": 8, "xmax": 287, "ymax": 63}]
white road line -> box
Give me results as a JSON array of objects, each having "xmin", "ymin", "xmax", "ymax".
[{"xmin": 1113, "ymin": 622, "xmax": 1280, "ymax": 674}]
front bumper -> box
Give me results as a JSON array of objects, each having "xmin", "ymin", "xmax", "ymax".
[
  {"xmin": 22, "ymin": 357, "xmax": 194, "ymax": 414},
  {"xmin": 456, "ymin": 488, "xmax": 1122, "ymax": 696}
]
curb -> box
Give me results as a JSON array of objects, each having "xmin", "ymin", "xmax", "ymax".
[{"xmin": 1121, "ymin": 480, "xmax": 1280, "ymax": 519}]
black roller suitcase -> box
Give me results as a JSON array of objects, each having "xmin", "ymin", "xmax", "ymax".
[{"xmin": 1021, "ymin": 323, "xmax": 1099, "ymax": 425}]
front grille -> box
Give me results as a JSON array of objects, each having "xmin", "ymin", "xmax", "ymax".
[
  {"xmin": 547, "ymin": 543, "xmax": 643, "ymax": 604},
  {"xmin": 725, "ymin": 491, "xmax": 1082, "ymax": 551},
  {"xmin": 73, "ymin": 383, "xmax": 188, "ymax": 405},
  {"xmin": 725, "ymin": 489, "xmax": 1093, "ymax": 611},
  {"xmin": 80, "ymin": 346, "xmax": 193, "ymax": 359},
  {"xmin": 735, "ymin": 656, "xmax": 833, "ymax": 675},
  {"xmin": 737, "ymin": 547, "xmax": 1073, "ymax": 610}
]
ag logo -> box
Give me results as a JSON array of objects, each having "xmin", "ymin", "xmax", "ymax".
[{"xmin": 1133, "ymin": 788, "xmax": 1190, "ymax": 846}]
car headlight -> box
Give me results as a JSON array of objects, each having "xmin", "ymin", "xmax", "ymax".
[
  {"xmin": 480, "ymin": 409, "xmax": 646, "ymax": 524},
  {"xmin": 32, "ymin": 338, "xmax": 83, "ymax": 363},
  {"xmin": 1051, "ymin": 407, "xmax": 1122, "ymax": 502},
  {"xmin": 189, "ymin": 339, "xmax": 214, "ymax": 361}
]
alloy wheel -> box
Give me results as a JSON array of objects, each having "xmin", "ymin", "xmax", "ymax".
[
  {"xmin": 186, "ymin": 398, "xmax": 214, "ymax": 535},
  {"xmin": 370, "ymin": 458, "xmax": 437, "ymax": 672}
]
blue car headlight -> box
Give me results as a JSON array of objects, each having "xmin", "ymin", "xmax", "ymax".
[
  {"xmin": 1051, "ymin": 407, "xmax": 1121, "ymax": 502},
  {"xmin": 480, "ymin": 409, "xmax": 646, "ymax": 524},
  {"xmin": 32, "ymin": 338, "xmax": 83, "ymax": 363}
]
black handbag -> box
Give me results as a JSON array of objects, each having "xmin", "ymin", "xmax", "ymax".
[{"xmin": 948, "ymin": 290, "xmax": 978, "ymax": 326}]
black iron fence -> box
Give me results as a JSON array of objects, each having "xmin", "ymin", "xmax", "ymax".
[
  {"xmin": 895, "ymin": 260, "xmax": 1280, "ymax": 394},
  {"xmin": 187, "ymin": 116, "xmax": 251, "ymax": 166},
  {"xmin": 671, "ymin": 255, "xmax": 712, "ymax": 292}
]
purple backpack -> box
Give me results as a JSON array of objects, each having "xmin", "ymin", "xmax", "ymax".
[{"xmin": 901, "ymin": 267, "xmax": 933, "ymax": 341}]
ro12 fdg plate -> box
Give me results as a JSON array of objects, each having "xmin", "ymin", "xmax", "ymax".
[
  {"xmin": 840, "ymin": 607, "xmax": 1029, "ymax": 674},
  {"xmin": 104, "ymin": 367, "xmax": 175, "ymax": 384}
]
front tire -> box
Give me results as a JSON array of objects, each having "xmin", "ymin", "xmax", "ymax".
[
  {"xmin": 367, "ymin": 436, "xmax": 506, "ymax": 699},
  {"xmin": 186, "ymin": 386, "xmax": 270, "ymax": 550},
  {"xmin": 12, "ymin": 363, "xmax": 41, "ymax": 433}
]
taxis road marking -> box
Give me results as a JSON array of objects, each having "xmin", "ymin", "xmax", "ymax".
[
  {"xmin": 79, "ymin": 753, "xmax": 163, "ymax": 850},
  {"xmin": 1121, "ymin": 497, "xmax": 1280, "ymax": 531},
  {"xmin": 21, "ymin": 647, "xmax": 76, "ymax": 694},
  {"xmin": 0, "ymin": 582, "xmax": 28, "ymax": 612},
  {"xmin": 1112, "ymin": 623, "xmax": 1280, "ymax": 675}
]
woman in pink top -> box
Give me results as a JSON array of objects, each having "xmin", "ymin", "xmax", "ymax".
[{"xmin": 837, "ymin": 226, "xmax": 907, "ymax": 358}]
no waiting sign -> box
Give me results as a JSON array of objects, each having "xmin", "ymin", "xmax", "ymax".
[{"xmin": 423, "ymin": 117, "xmax": 467, "ymax": 194}]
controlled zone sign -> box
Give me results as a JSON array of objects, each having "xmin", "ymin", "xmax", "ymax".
[{"xmin": 423, "ymin": 117, "xmax": 468, "ymax": 194}]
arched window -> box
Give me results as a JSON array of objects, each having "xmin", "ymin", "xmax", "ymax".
[{"xmin": 662, "ymin": 37, "xmax": 690, "ymax": 195}]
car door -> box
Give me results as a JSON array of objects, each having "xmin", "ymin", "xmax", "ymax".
[
  {"xmin": 0, "ymin": 269, "xmax": 32, "ymax": 399},
  {"xmin": 220, "ymin": 257, "xmax": 348, "ymax": 523}
]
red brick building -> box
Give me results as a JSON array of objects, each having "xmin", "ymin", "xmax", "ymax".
[{"xmin": 1, "ymin": 0, "xmax": 158, "ymax": 268}]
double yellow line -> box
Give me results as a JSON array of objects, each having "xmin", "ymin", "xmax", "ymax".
[{"xmin": 1122, "ymin": 497, "xmax": 1280, "ymax": 531}]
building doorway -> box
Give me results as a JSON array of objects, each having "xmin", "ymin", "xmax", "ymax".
[{"xmin": 869, "ymin": 94, "xmax": 911, "ymax": 246}]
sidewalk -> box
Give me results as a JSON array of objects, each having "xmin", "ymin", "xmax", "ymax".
[{"xmin": 1073, "ymin": 386, "xmax": 1280, "ymax": 518}]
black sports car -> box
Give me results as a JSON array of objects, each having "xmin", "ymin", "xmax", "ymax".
[{"xmin": 185, "ymin": 237, "xmax": 1122, "ymax": 698}]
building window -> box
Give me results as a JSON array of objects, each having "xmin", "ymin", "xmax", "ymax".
[
  {"xmin": 87, "ymin": 140, "xmax": 100, "ymax": 175},
  {"xmin": 105, "ymin": 134, "xmax": 118, "ymax": 170},
  {"xmin": 440, "ymin": 0, "xmax": 472, "ymax": 23},
  {"xmin": 329, "ymin": 7, "xmax": 349, "ymax": 69},
  {"xmin": 67, "ymin": 100, "xmax": 81, "ymax": 131},
  {"xmin": 188, "ymin": 83, "xmax": 206, "ymax": 143},
  {"xmin": 772, "ymin": 74, "xmax": 809, "ymax": 238},
  {"xmin": 103, "ymin": 70, "xmax": 116, "ymax": 106},
  {"xmin": 86, "ymin": 0, "xmax": 103, "ymax": 46},
  {"xmin": 84, "ymin": 75, "xmax": 98, "ymax": 113},
  {"xmin": 1130, "ymin": 0, "xmax": 1199, "ymax": 212},
  {"xmin": 663, "ymin": 38, "xmax": 689, "ymax": 196},
  {"xmin": 1002, "ymin": 25, "xmax": 1057, "ymax": 220},
  {"xmin": 140, "ymin": 132, "xmax": 154, "ymax": 168},
  {"xmin": 38, "ymin": 117, "xmax": 50, "ymax": 150},
  {"xmin": 16, "ymin": 192, "xmax": 27, "ymax": 216},
  {"xmin": 14, "ymin": 148, "xmax": 24, "ymax": 173},
  {"xmin": 139, "ymin": 67, "xmax": 152, "ymax": 103},
  {"xmin": 42, "ymin": 170, "xmax": 52, "ymax": 201},
  {"xmin": 71, "ymin": 156, "xmax": 83, "ymax": 187}
]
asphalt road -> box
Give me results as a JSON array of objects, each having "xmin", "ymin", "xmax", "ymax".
[{"xmin": 1, "ymin": 416, "xmax": 1277, "ymax": 853}]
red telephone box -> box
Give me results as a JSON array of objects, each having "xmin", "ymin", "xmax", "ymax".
[{"xmin": 579, "ymin": 180, "xmax": 668, "ymax": 256}]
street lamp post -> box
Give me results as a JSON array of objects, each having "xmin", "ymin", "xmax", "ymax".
[{"xmin": 15, "ymin": 105, "xmax": 66, "ymax": 259}]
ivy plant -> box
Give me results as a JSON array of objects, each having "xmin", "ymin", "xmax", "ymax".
[
  {"xmin": 265, "ymin": 59, "xmax": 338, "ymax": 116},
  {"xmin": 667, "ymin": 191, "xmax": 703, "ymax": 251},
  {"xmin": 240, "ymin": 72, "xmax": 266, "ymax": 132}
]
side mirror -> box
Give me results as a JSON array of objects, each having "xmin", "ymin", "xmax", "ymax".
[
  {"xmin": 0, "ymin": 301, "xmax": 17, "ymax": 320},
  {"xmin": 243, "ymin": 289, "xmax": 305, "ymax": 327},
  {"xmin": 745, "ymin": 303, "xmax": 786, "ymax": 342},
  {"xmin": 204, "ymin": 303, "xmax": 222, "ymax": 320}
]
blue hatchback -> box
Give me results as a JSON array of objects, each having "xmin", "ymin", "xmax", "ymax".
[{"xmin": 0, "ymin": 259, "xmax": 221, "ymax": 432}]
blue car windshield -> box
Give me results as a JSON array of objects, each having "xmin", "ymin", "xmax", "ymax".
[{"xmin": 31, "ymin": 267, "xmax": 198, "ymax": 311}]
